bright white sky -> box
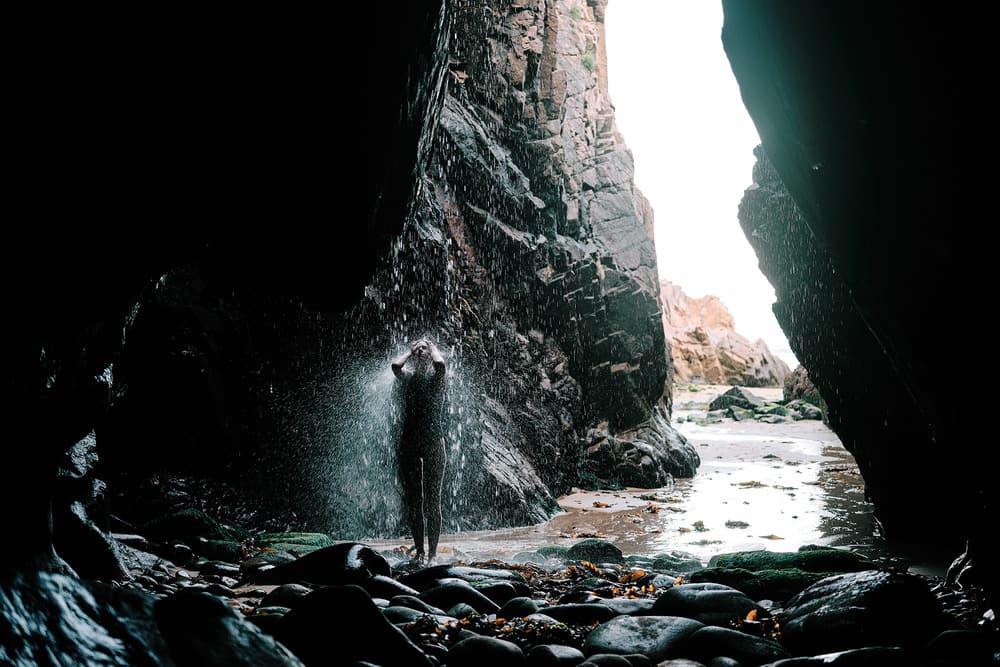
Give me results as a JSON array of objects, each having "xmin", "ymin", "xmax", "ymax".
[{"xmin": 604, "ymin": 2, "xmax": 799, "ymax": 370}]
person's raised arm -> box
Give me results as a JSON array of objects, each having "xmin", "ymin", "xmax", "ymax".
[
  {"xmin": 428, "ymin": 340, "xmax": 446, "ymax": 375},
  {"xmin": 391, "ymin": 346, "xmax": 412, "ymax": 378}
]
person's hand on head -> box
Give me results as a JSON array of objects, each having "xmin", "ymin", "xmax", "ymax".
[{"xmin": 411, "ymin": 338, "xmax": 430, "ymax": 359}]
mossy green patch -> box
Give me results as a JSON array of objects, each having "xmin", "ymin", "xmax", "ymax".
[
  {"xmin": 689, "ymin": 567, "xmax": 837, "ymax": 601},
  {"xmin": 536, "ymin": 545, "xmax": 570, "ymax": 559},
  {"xmin": 707, "ymin": 548, "xmax": 870, "ymax": 573}
]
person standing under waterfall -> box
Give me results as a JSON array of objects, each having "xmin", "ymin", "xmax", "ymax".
[{"xmin": 391, "ymin": 337, "xmax": 447, "ymax": 564}]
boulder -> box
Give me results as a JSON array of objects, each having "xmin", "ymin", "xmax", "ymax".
[{"xmin": 708, "ymin": 387, "xmax": 765, "ymax": 411}]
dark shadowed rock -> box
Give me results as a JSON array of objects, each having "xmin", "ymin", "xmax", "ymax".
[
  {"xmin": 198, "ymin": 561, "xmax": 241, "ymax": 578},
  {"xmin": 387, "ymin": 595, "xmax": 445, "ymax": 616},
  {"xmin": 252, "ymin": 542, "xmax": 389, "ymax": 586},
  {"xmin": 544, "ymin": 603, "xmax": 616, "ymax": 625},
  {"xmin": 582, "ymin": 414, "xmax": 700, "ymax": 489},
  {"xmin": 448, "ymin": 635, "xmax": 527, "ymax": 666},
  {"xmin": 779, "ymin": 570, "xmax": 950, "ymax": 655},
  {"xmin": 652, "ymin": 554, "xmax": 705, "ymax": 574},
  {"xmin": 782, "ymin": 367, "xmax": 824, "ymax": 408},
  {"xmin": 259, "ymin": 583, "xmax": 312, "ymax": 609},
  {"xmin": 707, "ymin": 549, "xmax": 870, "ymax": 573},
  {"xmin": 651, "ymin": 583, "xmax": 761, "ymax": 626},
  {"xmin": 762, "ymin": 647, "xmax": 912, "ymax": 666},
  {"xmin": 0, "ymin": 570, "xmax": 172, "ymax": 666},
  {"xmin": 528, "ymin": 643, "xmax": 586, "ymax": 666},
  {"xmin": 256, "ymin": 532, "xmax": 335, "ymax": 550},
  {"xmin": 707, "ymin": 658, "xmax": 743, "ymax": 667},
  {"xmin": 118, "ymin": 542, "xmax": 175, "ymax": 573},
  {"xmin": 611, "ymin": 655, "xmax": 652, "ymax": 667},
  {"xmin": 399, "ymin": 564, "xmax": 526, "ymax": 591},
  {"xmin": 583, "ymin": 615, "xmax": 704, "ymax": 662},
  {"xmin": 601, "ymin": 598, "xmax": 657, "ymax": 616},
  {"xmin": 143, "ymin": 508, "xmax": 237, "ymax": 544},
  {"xmin": 922, "ymin": 629, "xmax": 996, "ymax": 666},
  {"xmin": 53, "ymin": 432, "xmax": 129, "ymax": 581},
  {"xmin": 566, "ymin": 539, "xmax": 625, "ymax": 565},
  {"xmin": 192, "ymin": 538, "xmax": 243, "ymax": 562},
  {"xmin": 52, "ymin": 500, "xmax": 130, "ymax": 581},
  {"xmin": 382, "ymin": 605, "xmax": 440, "ymax": 625},
  {"xmin": 154, "ymin": 589, "xmax": 303, "ymax": 666},
  {"xmin": 361, "ymin": 574, "xmax": 420, "ymax": 600},
  {"xmin": 579, "ymin": 655, "xmax": 633, "ymax": 667},
  {"xmin": 684, "ymin": 626, "xmax": 790, "ymax": 666},
  {"xmin": 419, "ymin": 579, "xmax": 502, "ymax": 614},
  {"xmin": 708, "ymin": 387, "xmax": 765, "ymax": 411},
  {"xmin": 499, "ymin": 596, "xmax": 540, "ymax": 618},
  {"xmin": 446, "ymin": 602, "xmax": 478, "ymax": 619},
  {"xmin": 274, "ymin": 585, "xmax": 432, "ymax": 666},
  {"xmin": 689, "ymin": 567, "xmax": 836, "ymax": 601},
  {"xmin": 397, "ymin": 563, "xmax": 456, "ymax": 591},
  {"xmin": 783, "ymin": 400, "xmax": 823, "ymax": 421},
  {"xmin": 723, "ymin": 2, "xmax": 997, "ymax": 608},
  {"xmin": 538, "ymin": 546, "xmax": 570, "ymax": 560},
  {"xmin": 476, "ymin": 580, "xmax": 525, "ymax": 605},
  {"xmin": 246, "ymin": 611, "xmax": 285, "ymax": 637}
]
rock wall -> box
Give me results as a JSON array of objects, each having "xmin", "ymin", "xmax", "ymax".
[
  {"xmin": 423, "ymin": 0, "xmax": 698, "ymax": 488},
  {"xmin": 722, "ymin": 1, "xmax": 996, "ymax": 607},
  {"xmin": 94, "ymin": 0, "xmax": 699, "ymax": 539},
  {"xmin": 660, "ymin": 280, "xmax": 790, "ymax": 387},
  {"xmin": 340, "ymin": 0, "xmax": 698, "ymax": 507},
  {"xmin": 3, "ymin": 4, "xmax": 455, "ymax": 661},
  {"xmin": 439, "ymin": 0, "xmax": 667, "ymax": 429}
]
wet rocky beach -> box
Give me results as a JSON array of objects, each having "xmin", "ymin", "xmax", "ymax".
[
  {"xmin": 17, "ymin": 385, "xmax": 986, "ymax": 666},
  {"xmin": 86, "ymin": 531, "xmax": 993, "ymax": 666}
]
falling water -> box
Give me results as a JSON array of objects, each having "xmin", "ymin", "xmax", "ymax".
[{"xmin": 283, "ymin": 340, "xmax": 505, "ymax": 541}]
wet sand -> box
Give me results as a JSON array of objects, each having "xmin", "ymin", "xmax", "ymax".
[{"xmin": 365, "ymin": 385, "xmax": 945, "ymax": 574}]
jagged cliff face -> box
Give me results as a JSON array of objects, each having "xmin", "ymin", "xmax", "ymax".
[
  {"xmin": 431, "ymin": 0, "xmax": 699, "ymax": 487},
  {"xmin": 660, "ymin": 280, "xmax": 790, "ymax": 387},
  {"xmin": 439, "ymin": 0, "xmax": 667, "ymax": 429},
  {"xmin": 722, "ymin": 2, "xmax": 995, "ymax": 606},
  {"xmin": 374, "ymin": 0, "xmax": 699, "ymax": 498},
  {"xmin": 91, "ymin": 0, "xmax": 698, "ymax": 539}
]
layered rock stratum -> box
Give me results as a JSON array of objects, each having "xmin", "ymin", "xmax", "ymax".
[{"xmin": 99, "ymin": 0, "xmax": 699, "ymax": 538}]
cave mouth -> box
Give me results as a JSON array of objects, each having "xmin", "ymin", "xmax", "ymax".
[
  {"xmin": 602, "ymin": 2, "xmax": 967, "ymax": 579},
  {"xmin": 4, "ymin": 3, "xmax": 995, "ymax": 663},
  {"xmin": 604, "ymin": 1, "xmax": 798, "ymax": 376}
]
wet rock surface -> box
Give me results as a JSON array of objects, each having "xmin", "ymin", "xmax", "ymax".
[
  {"xmin": 724, "ymin": 0, "xmax": 997, "ymax": 612},
  {"xmin": 778, "ymin": 570, "xmax": 954, "ymax": 655},
  {"xmin": 4, "ymin": 514, "xmax": 994, "ymax": 666}
]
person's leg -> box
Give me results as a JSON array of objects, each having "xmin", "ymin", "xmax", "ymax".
[
  {"xmin": 397, "ymin": 448, "xmax": 425, "ymax": 559},
  {"xmin": 423, "ymin": 437, "xmax": 447, "ymax": 561}
]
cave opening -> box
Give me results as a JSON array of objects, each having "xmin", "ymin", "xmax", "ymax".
[
  {"xmin": 601, "ymin": 2, "xmax": 895, "ymax": 566},
  {"xmin": 2, "ymin": 1, "xmax": 995, "ymax": 663}
]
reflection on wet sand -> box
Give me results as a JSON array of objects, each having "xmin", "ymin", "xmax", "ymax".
[{"xmin": 364, "ymin": 386, "xmax": 948, "ymax": 576}]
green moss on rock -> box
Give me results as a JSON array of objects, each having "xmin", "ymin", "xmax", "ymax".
[
  {"xmin": 689, "ymin": 567, "xmax": 838, "ymax": 601},
  {"xmin": 707, "ymin": 548, "xmax": 871, "ymax": 573}
]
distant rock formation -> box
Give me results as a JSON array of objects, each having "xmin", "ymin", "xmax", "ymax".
[
  {"xmin": 660, "ymin": 280, "xmax": 790, "ymax": 387},
  {"xmin": 783, "ymin": 365, "xmax": 828, "ymax": 424}
]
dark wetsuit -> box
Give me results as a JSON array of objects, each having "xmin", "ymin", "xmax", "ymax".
[{"xmin": 396, "ymin": 365, "xmax": 446, "ymax": 557}]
